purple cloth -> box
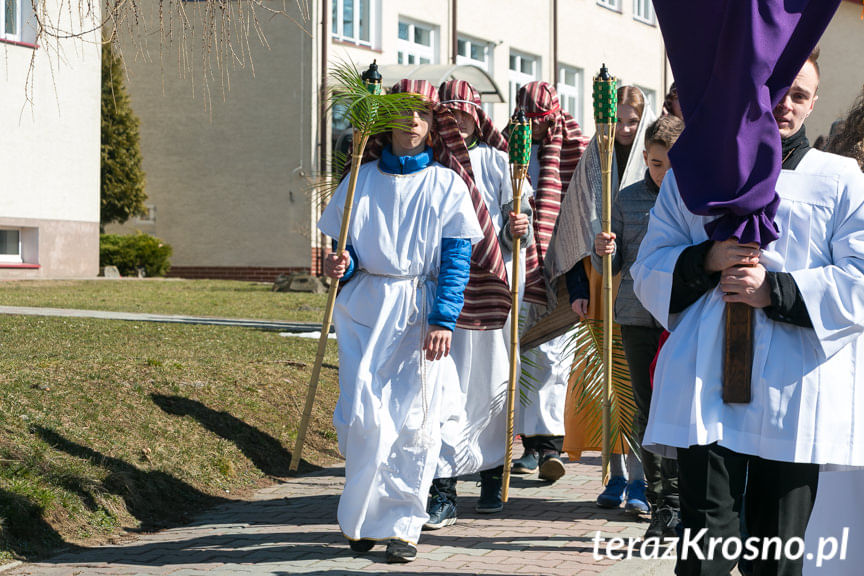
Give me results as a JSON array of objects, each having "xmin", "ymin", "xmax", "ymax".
[{"xmin": 653, "ymin": 0, "xmax": 841, "ymax": 247}]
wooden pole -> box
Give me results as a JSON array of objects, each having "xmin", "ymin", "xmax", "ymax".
[
  {"xmin": 502, "ymin": 168, "xmax": 526, "ymax": 503},
  {"xmin": 290, "ymin": 132, "xmax": 369, "ymax": 473},
  {"xmin": 599, "ymin": 123, "xmax": 615, "ymax": 487}
]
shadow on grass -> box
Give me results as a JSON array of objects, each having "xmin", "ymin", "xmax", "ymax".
[
  {"xmin": 34, "ymin": 426, "xmax": 227, "ymax": 533},
  {"xmin": 150, "ymin": 394, "xmax": 322, "ymax": 476},
  {"xmin": 0, "ymin": 487, "xmax": 70, "ymax": 559}
]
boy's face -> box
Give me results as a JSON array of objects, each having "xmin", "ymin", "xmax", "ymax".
[
  {"xmin": 773, "ymin": 60, "xmax": 819, "ymax": 139},
  {"xmin": 392, "ymin": 107, "xmax": 433, "ymax": 155},
  {"xmin": 616, "ymin": 104, "xmax": 641, "ymax": 147},
  {"xmin": 452, "ymin": 109, "xmax": 477, "ymax": 142},
  {"xmin": 530, "ymin": 116, "xmax": 551, "ymax": 142},
  {"xmin": 643, "ymin": 142, "xmax": 671, "ymax": 188}
]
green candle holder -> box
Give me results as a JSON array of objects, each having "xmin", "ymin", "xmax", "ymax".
[{"xmin": 593, "ymin": 64, "xmax": 618, "ymax": 125}]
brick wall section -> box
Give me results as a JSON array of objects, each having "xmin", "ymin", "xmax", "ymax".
[{"xmin": 167, "ymin": 266, "xmax": 311, "ymax": 282}]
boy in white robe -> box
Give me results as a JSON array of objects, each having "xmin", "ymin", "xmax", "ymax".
[
  {"xmin": 319, "ymin": 79, "xmax": 483, "ymax": 563},
  {"xmin": 425, "ymin": 80, "xmax": 532, "ymax": 527},
  {"xmin": 632, "ymin": 56, "xmax": 864, "ymax": 575}
]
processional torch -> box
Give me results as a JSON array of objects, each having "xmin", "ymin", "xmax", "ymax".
[
  {"xmin": 290, "ymin": 61, "xmax": 385, "ymax": 473},
  {"xmin": 502, "ymin": 108, "xmax": 531, "ymax": 502},
  {"xmin": 593, "ymin": 64, "xmax": 617, "ymax": 487}
]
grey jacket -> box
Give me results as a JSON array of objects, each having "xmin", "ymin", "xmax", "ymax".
[{"xmin": 591, "ymin": 173, "xmax": 664, "ymax": 328}]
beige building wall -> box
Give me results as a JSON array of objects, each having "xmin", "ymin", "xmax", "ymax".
[
  {"xmin": 111, "ymin": 2, "xmax": 320, "ymax": 280},
  {"xmin": 0, "ymin": 0, "xmax": 101, "ymax": 279},
  {"xmin": 804, "ymin": 1, "xmax": 864, "ymax": 143}
]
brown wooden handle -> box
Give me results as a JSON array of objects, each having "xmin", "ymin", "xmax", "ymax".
[{"xmin": 723, "ymin": 302, "xmax": 753, "ymax": 404}]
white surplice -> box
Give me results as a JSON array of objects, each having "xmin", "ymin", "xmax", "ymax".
[
  {"xmin": 437, "ymin": 143, "xmax": 530, "ymax": 477},
  {"xmin": 631, "ymin": 150, "xmax": 864, "ymax": 465},
  {"xmin": 318, "ymin": 160, "xmax": 483, "ymax": 544}
]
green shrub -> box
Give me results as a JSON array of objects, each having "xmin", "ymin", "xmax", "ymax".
[{"xmin": 100, "ymin": 234, "xmax": 172, "ymax": 277}]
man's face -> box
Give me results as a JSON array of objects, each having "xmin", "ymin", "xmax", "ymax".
[
  {"xmin": 773, "ymin": 60, "xmax": 819, "ymax": 139},
  {"xmin": 616, "ymin": 104, "xmax": 641, "ymax": 147},
  {"xmin": 452, "ymin": 109, "xmax": 477, "ymax": 142},
  {"xmin": 643, "ymin": 143, "xmax": 672, "ymax": 189},
  {"xmin": 392, "ymin": 107, "xmax": 433, "ymax": 155}
]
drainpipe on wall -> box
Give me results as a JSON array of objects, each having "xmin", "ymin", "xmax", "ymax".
[
  {"xmin": 451, "ymin": 0, "xmax": 458, "ymax": 65},
  {"xmin": 552, "ymin": 0, "xmax": 558, "ymax": 84},
  {"xmin": 318, "ymin": 0, "xmax": 329, "ymax": 276}
]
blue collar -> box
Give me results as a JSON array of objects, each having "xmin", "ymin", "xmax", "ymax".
[{"xmin": 379, "ymin": 145, "xmax": 434, "ymax": 175}]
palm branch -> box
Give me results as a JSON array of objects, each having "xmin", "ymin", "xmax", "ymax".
[{"xmin": 566, "ymin": 319, "xmax": 640, "ymax": 457}]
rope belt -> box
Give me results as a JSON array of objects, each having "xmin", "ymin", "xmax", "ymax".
[{"xmin": 357, "ymin": 268, "xmax": 437, "ymax": 436}]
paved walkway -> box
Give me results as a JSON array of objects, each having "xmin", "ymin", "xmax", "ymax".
[
  {"xmin": 6, "ymin": 452, "xmax": 674, "ymax": 576},
  {"xmin": 0, "ymin": 306, "xmax": 329, "ymax": 333}
]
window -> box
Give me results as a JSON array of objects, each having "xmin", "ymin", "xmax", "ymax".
[
  {"xmin": 633, "ymin": 0, "xmax": 655, "ymax": 24},
  {"xmin": 597, "ymin": 0, "xmax": 621, "ymax": 11},
  {"xmin": 1, "ymin": 0, "xmax": 20, "ymax": 42},
  {"xmin": 397, "ymin": 19, "xmax": 437, "ymax": 65},
  {"xmin": 0, "ymin": 229, "xmax": 22, "ymax": 263},
  {"xmin": 332, "ymin": 0, "xmax": 375, "ymax": 46},
  {"xmin": 457, "ymin": 36, "xmax": 495, "ymax": 119},
  {"xmin": 135, "ymin": 205, "xmax": 157, "ymax": 224},
  {"xmin": 509, "ymin": 51, "xmax": 540, "ymax": 112},
  {"xmin": 558, "ymin": 65, "xmax": 584, "ymax": 127}
]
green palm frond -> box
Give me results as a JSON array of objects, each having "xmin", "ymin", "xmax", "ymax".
[
  {"xmin": 328, "ymin": 60, "xmax": 428, "ymax": 138},
  {"xmin": 567, "ymin": 319, "xmax": 640, "ymax": 458},
  {"xmin": 313, "ymin": 60, "xmax": 429, "ymax": 204}
]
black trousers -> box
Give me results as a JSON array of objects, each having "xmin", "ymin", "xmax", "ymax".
[
  {"xmin": 675, "ymin": 443, "xmax": 819, "ymax": 576},
  {"xmin": 521, "ymin": 434, "xmax": 564, "ymax": 453},
  {"xmin": 620, "ymin": 324, "xmax": 679, "ymax": 509}
]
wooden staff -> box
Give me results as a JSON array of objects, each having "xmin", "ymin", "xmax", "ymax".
[
  {"xmin": 502, "ymin": 108, "xmax": 531, "ymax": 502},
  {"xmin": 593, "ymin": 65, "xmax": 618, "ymax": 486},
  {"xmin": 289, "ymin": 62, "xmax": 382, "ymax": 473}
]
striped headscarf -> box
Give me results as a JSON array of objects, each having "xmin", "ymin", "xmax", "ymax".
[
  {"xmin": 437, "ymin": 80, "xmax": 511, "ymax": 330},
  {"xmin": 512, "ymin": 81, "xmax": 588, "ymax": 305}
]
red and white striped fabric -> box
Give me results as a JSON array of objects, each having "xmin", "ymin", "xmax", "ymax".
[
  {"xmin": 437, "ymin": 80, "xmax": 512, "ymax": 330},
  {"xmin": 513, "ymin": 82, "xmax": 588, "ymax": 305}
]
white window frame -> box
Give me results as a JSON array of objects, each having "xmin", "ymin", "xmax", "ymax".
[
  {"xmin": 597, "ymin": 0, "xmax": 622, "ymax": 12},
  {"xmin": 397, "ymin": 18, "xmax": 437, "ymax": 65},
  {"xmin": 456, "ymin": 36, "xmax": 495, "ymax": 120},
  {"xmin": 1, "ymin": 0, "xmax": 22, "ymax": 43},
  {"xmin": 557, "ymin": 64, "xmax": 584, "ymax": 127},
  {"xmin": 0, "ymin": 229, "xmax": 22, "ymax": 264},
  {"xmin": 633, "ymin": 0, "xmax": 655, "ymax": 25},
  {"xmin": 331, "ymin": 0, "xmax": 376, "ymax": 47},
  {"xmin": 508, "ymin": 50, "xmax": 540, "ymax": 113},
  {"xmin": 135, "ymin": 204, "xmax": 157, "ymax": 224}
]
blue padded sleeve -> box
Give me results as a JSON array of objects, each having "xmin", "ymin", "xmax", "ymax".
[
  {"xmin": 428, "ymin": 238, "xmax": 472, "ymax": 330},
  {"xmin": 565, "ymin": 261, "xmax": 590, "ymax": 303},
  {"xmin": 330, "ymin": 240, "xmax": 358, "ymax": 282}
]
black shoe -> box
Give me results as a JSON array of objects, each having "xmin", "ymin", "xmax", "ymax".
[
  {"xmin": 475, "ymin": 472, "xmax": 503, "ymax": 513},
  {"xmin": 538, "ymin": 451, "xmax": 566, "ymax": 482},
  {"xmin": 644, "ymin": 506, "xmax": 679, "ymax": 540},
  {"xmin": 348, "ymin": 538, "xmax": 375, "ymax": 553},
  {"xmin": 511, "ymin": 449, "xmax": 539, "ymax": 474},
  {"xmin": 424, "ymin": 493, "xmax": 457, "ymax": 530},
  {"xmin": 386, "ymin": 539, "xmax": 417, "ymax": 563}
]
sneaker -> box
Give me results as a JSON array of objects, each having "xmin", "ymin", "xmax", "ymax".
[
  {"xmin": 511, "ymin": 448, "xmax": 539, "ymax": 474},
  {"xmin": 475, "ymin": 472, "xmax": 503, "ymax": 513},
  {"xmin": 538, "ymin": 451, "xmax": 566, "ymax": 482},
  {"xmin": 644, "ymin": 506, "xmax": 679, "ymax": 539},
  {"xmin": 423, "ymin": 494, "xmax": 457, "ymax": 530},
  {"xmin": 348, "ymin": 538, "xmax": 375, "ymax": 553},
  {"xmin": 385, "ymin": 539, "xmax": 417, "ymax": 563},
  {"xmin": 596, "ymin": 475, "xmax": 627, "ymax": 508},
  {"xmin": 624, "ymin": 480, "xmax": 650, "ymax": 514}
]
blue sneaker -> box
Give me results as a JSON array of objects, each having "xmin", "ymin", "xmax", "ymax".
[
  {"xmin": 624, "ymin": 479, "xmax": 650, "ymax": 514},
  {"xmin": 423, "ymin": 493, "xmax": 457, "ymax": 530},
  {"xmin": 596, "ymin": 475, "xmax": 627, "ymax": 508}
]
